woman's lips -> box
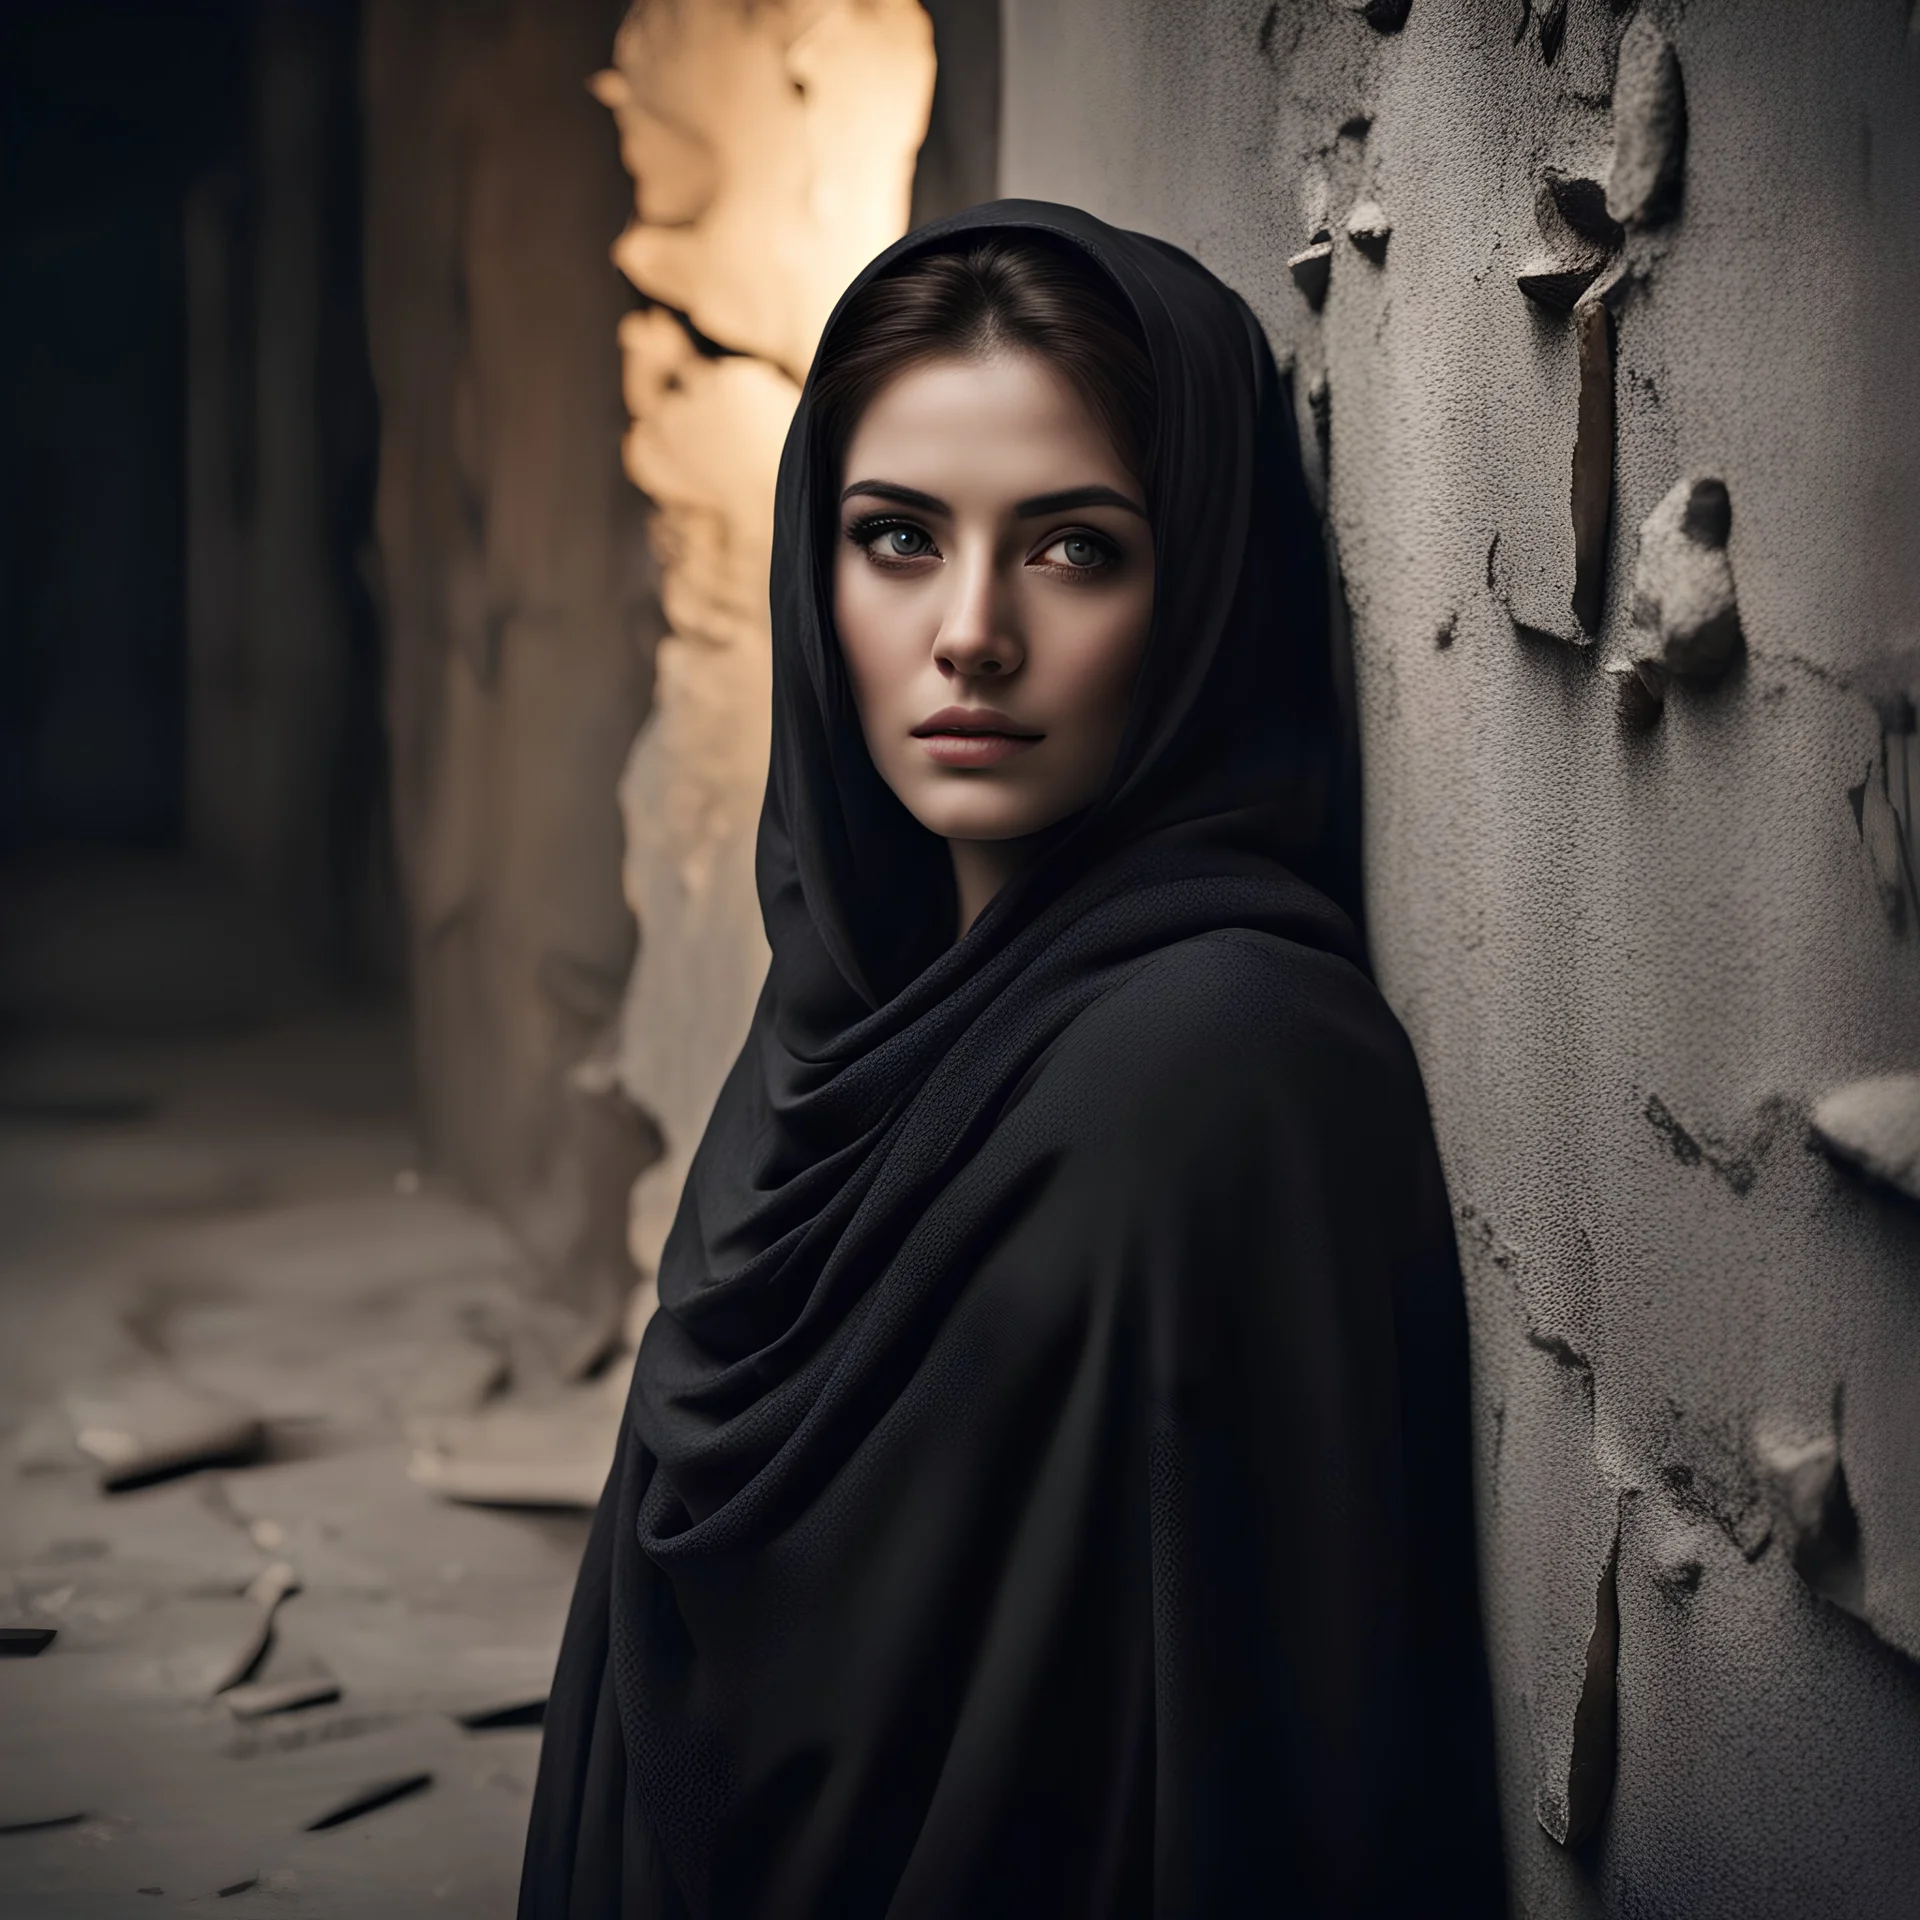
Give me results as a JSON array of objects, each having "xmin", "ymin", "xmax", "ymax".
[
  {"xmin": 910, "ymin": 708, "xmax": 1042, "ymax": 770},
  {"xmin": 917, "ymin": 732, "xmax": 1038, "ymax": 768}
]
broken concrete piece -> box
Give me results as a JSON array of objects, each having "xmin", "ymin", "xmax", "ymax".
[
  {"xmin": 0, "ymin": 1810, "xmax": 86, "ymax": 1836},
  {"xmin": 1351, "ymin": 0, "xmax": 1412, "ymax": 27},
  {"xmin": 1632, "ymin": 476, "xmax": 1743, "ymax": 677},
  {"xmin": 407, "ymin": 1376, "xmax": 625, "ymax": 1509},
  {"xmin": 1811, "ymin": 1073, "xmax": 1920, "ymax": 1205},
  {"xmin": 0, "ymin": 1627, "xmax": 56, "ymax": 1656},
  {"xmin": 1607, "ymin": 19, "xmax": 1687, "ymax": 228},
  {"xmin": 398, "ymin": 1339, "xmax": 508, "ymax": 1420},
  {"xmin": 304, "ymin": 1772, "xmax": 433, "ymax": 1832},
  {"xmin": 1520, "ymin": 169, "xmax": 1619, "ymax": 312},
  {"xmin": 224, "ymin": 1668, "xmax": 340, "ymax": 1719},
  {"xmin": 1287, "ymin": 237, "xmax": 1334, "ymax": 310},
  {"xmin": 209, "ymin": 1561, "xmax": 301, "ymax": 1697},
  {"xmin": 1538, "ymin": 1510, "xmax": 1620, "ymax": 1847},
  {"xmin": 1517, "ymin": 255, "xmax": 1606, "ymax": 311},
  {"xmin": 66, "ymin": 1374, "xmax": 264, "ymax": 1491},
  {"xmin": 1608, "ymin": 658, "xmax": 1668, "ymax": 731},
  {"xmin": 1344, "ymin": 200, "xmax": 1391, "ymax": 262},
  {"xmin": 1853, "ymin": 774, "xmax": 1912, "ymax": 932},
  {"xmin": 455, "ymin": 1695, "xmax": 546, "ymax": 1730},
  {"xmin": 1758, "ymin": 1430, "xmax": 1866, "ymax": 1615},
  {"xmin": 1570, "ymin": 295, "xmax": 1615, "ymax": 634}
]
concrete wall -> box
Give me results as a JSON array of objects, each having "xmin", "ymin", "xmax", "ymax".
[
  {"xmin": 1002, "ymin": 3, "xmax": 1920, "ymax": 1914},
  {"xmin": 363, "ymin": 0, "xmax": 656, "ymax": 1340}
]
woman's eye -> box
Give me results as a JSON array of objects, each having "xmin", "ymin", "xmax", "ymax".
[
  {"xmin": 1038, "ymin": 531, "xmax": 1115, "ymax": 572},
  {"xmin": 858, "ymin": 522, "xmax": 935, "ymax": 561}
]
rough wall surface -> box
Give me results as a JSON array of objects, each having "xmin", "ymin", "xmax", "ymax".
[
  {"xmin": 1003, "ymin": 3, "xmax": 1920, "ymax": 1914},
  {"xmin": 595, "ymin": 0, "xmax": 933, "ymax": 1330},
  {"xmin": 363, "ymin": 0, "xmax": 655, "ymax": 1335}
]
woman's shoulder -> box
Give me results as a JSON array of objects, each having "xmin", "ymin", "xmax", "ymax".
[{"xmin": 1026, "ymin": 928, "xmax": 1426, "ymax": 1143}]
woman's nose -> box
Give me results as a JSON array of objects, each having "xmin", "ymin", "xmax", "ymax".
[{"xmin": 932, "ymin": 552, "xmax": 1023, "ymax": 679}]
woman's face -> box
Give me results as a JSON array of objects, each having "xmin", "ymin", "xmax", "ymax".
[{"xmin": 833, "ymin": 351, "xmax": 1154, "ymax": 851}]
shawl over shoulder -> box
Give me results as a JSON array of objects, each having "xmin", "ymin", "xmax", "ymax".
[{"xmin": 522, "ymin": 202, "xmax": 1505, "ymax": 1919}]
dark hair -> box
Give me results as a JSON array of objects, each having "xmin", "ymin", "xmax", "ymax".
[{"xmin": 809, "ymin": 234, "xmax": 1157, "ymax": 491}]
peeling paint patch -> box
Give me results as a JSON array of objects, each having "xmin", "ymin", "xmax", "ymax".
[
  {"xmin": 1632, "ymin": 476, "xmax": 1744, "ymax": 679},
  {"xmin": 1758, "ymin": 1426, "xmax": 1865, "ymax": 1616},
  {"xmin": 1607, "ymin": 19, "xmax": 1687, "ymax": 227},
  {"xmin": 1344, "ymin": 199, "xmax": 1392, "ymax": 261},
  {"xmin": 1811, "ymin": 1073, "xmax": 1920, "ymax": 1205},
  {"xmin": 1570, "ymin": 295, "xmax": 1615, "ymax": 634},
  {"xmin": 1538, "ymin": 1501, "xmax": 1620, "ymax": 1846},
  {"xmin": 1288, "ymin": 236, "xmax": 1334, "ymax": 309}
]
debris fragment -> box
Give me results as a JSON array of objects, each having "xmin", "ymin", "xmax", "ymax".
[
  {"xmin": 1287, "ymin": 236, "xmax": 1334, "ymax": 310},
  {"xmin": 1757, "ymin": 1429, "xmax": 1865, "ymax": 1615},
  {"xmin": 218, "ymin": 1876, "xmax": 260, "ymax": 1899},
  {"xmin": 407, "ymin": 1383, "xmax": 625, "ymax": 1509},
  {"xmin": 1518, "ymin": 170, "xmax": 1618, "ymax": 310},
  {"xmin": 224, "ymin": 1672, "xmax": 341, "ymax": 1719},
  {"xmin": 1570, "ymin": 294, "xmax": 1615, "ymax": 634},
  {"xmin": 304, "ymin": 1772, "xmax": 433, "ymax": 1832},
  {"xmin": 209, "ymin": 1561, "xmax": 302, "ymax": 1698},
  {"xmin": 1607, "ymin": 658, "xmax": 1667, "ymax": 731},
  {"xmin": 1849, "ymin": 772, "xmax": 1912, "ymax": 932},
  {"xmin": 0, "ymin": 1811, "xmax": 86, "ymax": 1836},
  {"xmin": 1810, "ymin": 1073, "xmax": 1920, "ymax": 1205},
  {"xmin": 1607, "ymin": 19, "xmax": 1687, "ymax": 228},
  {"xmin": 0, "ymin": 1627, "xmax": 55, "ymax": 1657},
  {"xmin": 1538, "ymin": 1510, "xmax": 1619, "ymax": 1847},
  {"xmin": 66, "ymin": 1374, "xmax": 264, "ymax": 1492},
  {"xmin": 455, "ymin": 1696, "xmax": 547, "ymax": 1731},
  {"xmin": 1631, "ymin": 476, "xmax": 1743, "ymax": 678},
  {"xmin": 1517, "ymin": 255, "xmax": 1606, "ymax": 311},
  {"xmin": 1344, "ymin": 200, "xmax": 1392, "ymax": 262}
]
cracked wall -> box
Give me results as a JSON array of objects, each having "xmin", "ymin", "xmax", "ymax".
[
  {"xmin": 595, "ymin": 0, "xmax": 935, "ymax": 1335},
  {"xmin": 1003, "ymin": 2, "xmax": 1920, "ymax": 1914}
]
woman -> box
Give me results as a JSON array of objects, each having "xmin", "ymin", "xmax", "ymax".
[{"xmin": 523, "ymin": 201, "xmax": 1506, "ymax": 1919}]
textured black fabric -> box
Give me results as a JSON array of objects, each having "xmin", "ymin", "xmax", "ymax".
[{"xmin": 521, "ymin": 201, "xmax": 1505, "ymax": 1919}]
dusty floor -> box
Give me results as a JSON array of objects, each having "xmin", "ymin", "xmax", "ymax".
[{"xmin": 0, "ymin": 1009, "xmax": 597, "ymax": 1917}]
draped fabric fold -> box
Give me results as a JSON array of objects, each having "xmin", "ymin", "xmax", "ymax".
[{"xmin": 522, "ymin": 202, "xmax": 1505, "ymax": 1920}]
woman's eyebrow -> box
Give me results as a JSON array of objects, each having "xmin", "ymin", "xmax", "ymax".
[
  {"xmin": 840, "ymin": 480, "xmax": 949, "ymax": 513},
  {"xmin": 1014, "ymin": 485, "xmax": 1147, "ymax": 519}
]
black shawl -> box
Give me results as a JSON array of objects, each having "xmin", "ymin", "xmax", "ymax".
[{"xmin": 522, "ymin": 202, "xmax": 1505, "ymax": 1919}]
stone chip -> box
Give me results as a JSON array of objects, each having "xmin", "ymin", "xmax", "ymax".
[
  {"xmin": 1607, "ymin": 19, "xmax": 1688, "ymax": 228},
  {"xmin": 1344, "ymin": 200, "xmax": 1392, "ymax": 262},
  {"xmin": 1631, "ymin": 476, "xmax": 1743, "ymax": 678},
  {"xmin": 1810, "ymin": 1072, "xmax": 1920, "ymax": 1205},
  {"xmin": 1287, "ymin": 238, "xmax": 1334, "ymax": 310}
]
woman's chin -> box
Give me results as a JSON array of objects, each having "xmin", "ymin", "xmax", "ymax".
[{"xmin": 910, "ymin": 799, "xmax": 1068, "ymax": 846}]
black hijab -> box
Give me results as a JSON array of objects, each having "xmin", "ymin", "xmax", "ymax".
[{"xmin": 523, "ymin": 202, "xmax": 1504, "ymax": 1920}]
